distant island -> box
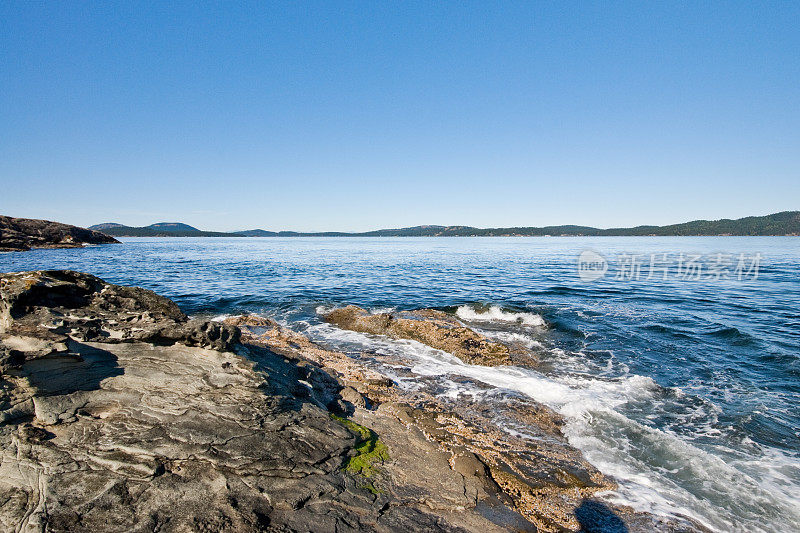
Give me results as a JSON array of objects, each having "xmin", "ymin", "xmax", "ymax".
[
  {"xmin": 88, "ymin": 222, "xmax": 235, "ymax": 237},
  {"xmin": 92, "ymin": 211, "xmax": 800, "ymax": 237}
]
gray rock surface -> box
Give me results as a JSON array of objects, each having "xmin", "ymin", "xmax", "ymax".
[
  {"xmin": 0, "ymin": 270, "xmax": 239, "ymax": 356},
  {"xmin": 0, "ymin": 216, "xmax": 119, "ymax": 252},
  {"xmin": 0, "ymin": 272, "xmax": 514, "ymax": 532}
]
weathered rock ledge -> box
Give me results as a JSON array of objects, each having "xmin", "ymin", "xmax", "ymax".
[
  {"xmin": 0, "ymin": 271, "xmax": 515, "ymax": 532},
  {"xmin": 0, "ymin": 271, "xmax": 706, "ymax": 532},
  {"xmin": 0, "ymin": 215, "xmax": 119, "ymax": 252}
]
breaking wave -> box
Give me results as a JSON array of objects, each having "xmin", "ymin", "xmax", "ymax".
[{"xmin": 456, "ymin": 304, "xmax": 547, "ymax": 327}]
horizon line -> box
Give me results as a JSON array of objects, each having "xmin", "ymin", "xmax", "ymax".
[{"xmin": 90, "ymin": 209, "xmax": 799, "ymax": 234}]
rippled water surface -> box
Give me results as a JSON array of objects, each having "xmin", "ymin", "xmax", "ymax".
[{"xmin": 2, "ymin": 237, "xmax": 798, "ymax": 532}]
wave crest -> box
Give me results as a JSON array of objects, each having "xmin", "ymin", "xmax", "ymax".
[{"xmin": 456, "ymin": 305, "xmax": 546, "ymax": 327}]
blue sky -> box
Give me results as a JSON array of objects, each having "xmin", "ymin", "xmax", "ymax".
[{"xmin": 2, "ymin": 1, "xmax": 798, "ymax": 232}]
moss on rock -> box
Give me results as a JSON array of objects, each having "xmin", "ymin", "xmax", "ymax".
[{"xmin": 330, "ymin": 414, "xmax": 389, "ymax": 492}]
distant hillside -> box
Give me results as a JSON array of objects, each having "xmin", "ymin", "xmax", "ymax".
[
  {"xmin": 232, "ymin": 229, "xmax": 278, "ymax": 237},
  {"xmin": 359, "ymin": 212, "xmax": 800, "ymax": 236},
  {"xmin": 94, "ymin": 211, "xmax": 800, "ymax": 238},
  {"xmin": 233, "ymin": 230, "xmax": 354, "ymax": 237},
  {"xmin": 148, "ymin": 222, "xmax": 200, "ymax": 232},
  {"xmin": 89, "ymin": 222, "xmax": 127, "ymax": 231},
  {"xmin": 91, "ymin": 223, "xmax": 236, "ymax": 237},
  {"xmin": 609, "ymin": 211, "xmax": 800, "ymax": 236}
]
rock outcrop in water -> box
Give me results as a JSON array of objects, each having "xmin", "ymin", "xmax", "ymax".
[
  {"xmin": 0, "ymin": 216, "xmax": 119, "ymax": 252},
  {"xmin": 323, "ymin": 306, "xmax": 520, "ymax": 366},
  {"xmin": 0, "ymin": 271, "xmax": 706, "ymax": 532}
]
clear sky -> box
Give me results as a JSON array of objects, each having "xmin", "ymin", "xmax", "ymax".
[{"xmin": 2, "ymin": 1, "xmax": 798, "ymax": 232}]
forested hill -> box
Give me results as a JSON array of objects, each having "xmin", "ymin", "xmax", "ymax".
[{"xmin": 91, "ymin": 211, "xmax": 800, "ymax": 237}]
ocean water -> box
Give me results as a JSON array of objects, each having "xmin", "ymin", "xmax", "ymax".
[{"xmin": 2, "ymin": 236, "xmax": 798, "ymax": 532}]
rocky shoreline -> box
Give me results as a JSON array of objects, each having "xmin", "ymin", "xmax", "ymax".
[
  {"xmin": 0, "ymin": 216, "xmax": 119, "ymax": 252},
  {"xmin": 0, "ymin": 271, "xmax": 705, "ymax": 532}
]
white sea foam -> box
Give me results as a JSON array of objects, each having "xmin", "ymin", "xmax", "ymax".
[
  {"xmin": 315, "ymin": 305, "xmax": 396, "ymax": 316},
  {"xmin": 369, "ymin": 306, "xmax": 396, "ymax": 314},
  {"xmin": 306, "ymin": 322, "xmax": 800, "ymax": 533},
  {"xmin": 315, "ymin": 304, "xmax": 337, "ymax": 315},
  {"xmin": 455, "ymin": 305, "xmax": 546, "ymax": 327},
  {"xmin": 478, "ymin": 329, "xmax": 544, "ymax": 349}
]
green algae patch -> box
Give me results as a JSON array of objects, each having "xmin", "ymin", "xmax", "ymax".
[{"xmin": 330, "ymin": 414, "xmax": 389, "ymax": 492}]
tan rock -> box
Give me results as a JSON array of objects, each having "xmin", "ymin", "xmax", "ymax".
[{"xmin": 324, "ymin": 306, "xmax": 512, "ymax": 366}]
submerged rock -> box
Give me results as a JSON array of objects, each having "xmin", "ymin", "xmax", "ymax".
[
  {"xmin": 323, "ymin": 306, "xmax": 514, "ymax": 366},
  {"xmin": 0, "ymin": 215, "xmax": 119, "ymax": 252}
]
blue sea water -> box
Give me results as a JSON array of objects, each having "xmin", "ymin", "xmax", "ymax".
[{"xmin": 1, "ymin": 236, "xmax": 798, "ymax": 532}]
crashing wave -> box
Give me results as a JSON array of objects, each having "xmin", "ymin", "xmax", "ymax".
[{"xmin": 456, "ymin": 304, "xmax": 546, "ymax": 327}]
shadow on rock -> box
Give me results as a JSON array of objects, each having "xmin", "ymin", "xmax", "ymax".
[
  {"xmin": 245, "ymin": 342, "xmax": 356, "ymax": 417},
  {"xmin": 575, "ymin": 500, "xmax": 629, "ymax": 533},
  {"xmin": 20, "ymin": 340, "xmax": 123, "ymax": 395}
]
